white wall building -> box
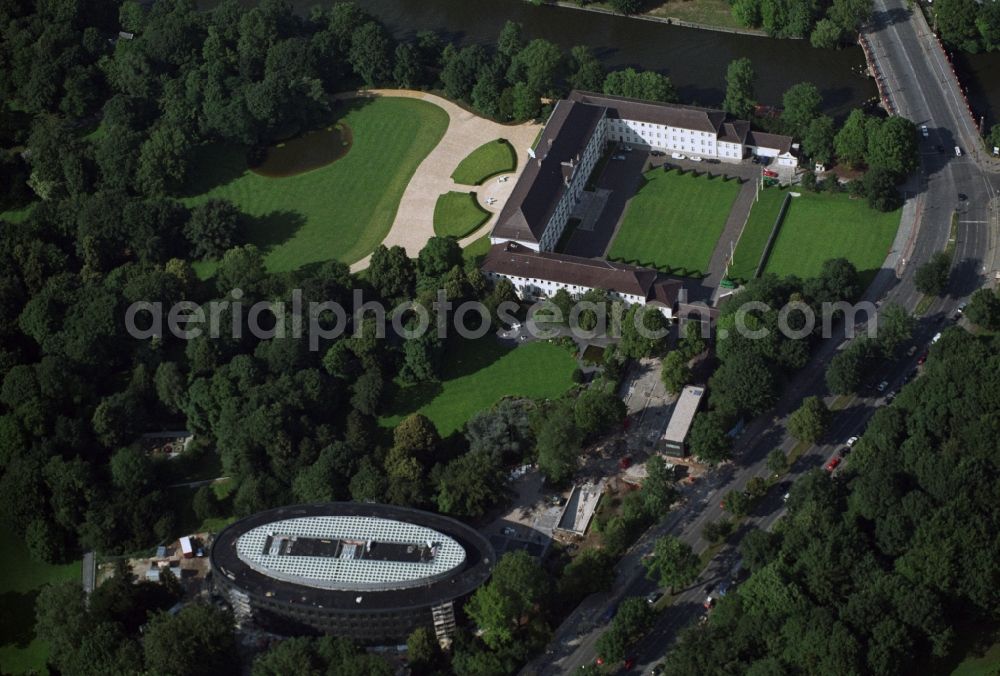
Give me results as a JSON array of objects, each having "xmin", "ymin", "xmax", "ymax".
[{"xmin": 490, "ymin": 91, "xmax": 797, "ymax": 254}]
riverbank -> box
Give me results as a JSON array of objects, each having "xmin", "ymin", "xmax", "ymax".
[{"xmin": 534, "ymin": 0, "xmax": 771, "ymax": 37}]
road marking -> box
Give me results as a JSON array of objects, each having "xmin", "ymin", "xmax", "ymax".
[{"xmin": 959, "ymin": 220, "xmax": 987, "ymax": 224}]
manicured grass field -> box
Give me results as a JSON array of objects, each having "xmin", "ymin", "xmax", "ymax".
[
  {"xmin": 462, "ymin": 234, "xmax": 492, "ymax": 266},
  {"xmin": 451, "ymin": 139, "xmax": 517, "ymax": 185},
  {"xmin": 646, "ymin": 0, "xmax": 743, "ymax": 28},
  {"xmin": 728, "ymin": 187, "xmax": 789, "ymax": 283},
  {"xmin": 763, "ymin": 191, "xmax": 901, "ymax": 284},
  {"xmin": 433, "ymin": 191, "xmax": 491, "ymax": 238},
  {"xmin": 381, "ymin": 338, "xmax": 577, "ymax": 436},
  {"xmin": 0, "ymin": 203, "xmax": 34, "ymax": 224},
  {"xmin": 608, "ymin": 169, "xmax": 741, "ymax": 277},
  {"xmin": 185, "ymin": 97, "xmax": 448, "ymax": 274},
  {"xmin": 951, "ymin": 642, "xmax": 1000, "ymax": 676},
  {"xmin": 0, "ymin": 525, "xmax": 81, "ymax": 674}
]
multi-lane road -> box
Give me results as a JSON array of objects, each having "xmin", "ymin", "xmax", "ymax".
[{"xmin": 525, "ymin": 0, "xmax": 999, "ymax": 671}]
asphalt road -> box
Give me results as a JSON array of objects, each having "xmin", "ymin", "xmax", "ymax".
[{"xmin": 524, "ymin": 1, "xmax": 1000, "ymax": 671}]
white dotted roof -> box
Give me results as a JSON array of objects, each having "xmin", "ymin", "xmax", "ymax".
[{"xmin": 234, "ymin": 515, "xmax": 467, "ymax": 591}]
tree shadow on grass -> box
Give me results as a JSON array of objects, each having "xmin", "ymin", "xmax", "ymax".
[
  {"xmin": 179, "ymin": 142, "xmax": 252, "ymax": 197},
  {"xmin": 243, "ymin": 210, "xmax": 307, "ymax": 251},
  {"xmin": 382, "ymin": 336, "xmax": 513, "ymax": 420},
  {"xmin": 0, "ymin": 589, "xmax": 38, "ymax": 649}
]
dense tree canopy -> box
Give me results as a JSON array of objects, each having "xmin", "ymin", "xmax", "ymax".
[{"xmin": 663, "ymin": 330, "xmax": 1000, "ymax": 676}]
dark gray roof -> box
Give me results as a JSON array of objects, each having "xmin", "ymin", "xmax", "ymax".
[
  {"xmin": 719, "ymin": 120, "xmax": 750, "ymax": 145},
  {"xmin": 747, "ymin": 130, "xmax": 793, "ymax": 154},
  {"xmin": 482, "ymin": 241, "xmax": 683, "ymax": 306},
  {"xmin": 569, "ymin": 91, "xmax": 727, "ymax": 134},
  {"xmin": 210, "ymin": 503, "xmax": 494, "ymax": 612},
  {"xmin": 491, "ymin": 100, "xmax": 607, "ymax": 244}
]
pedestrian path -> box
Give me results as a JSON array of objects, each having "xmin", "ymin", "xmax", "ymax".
[{"xmin": 336, "ymin": 89, "xmax": 541, "ymax": 272}]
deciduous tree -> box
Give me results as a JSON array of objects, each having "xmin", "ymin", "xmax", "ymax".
[
  {"xmin": 644, "ymin": 535, "xmax": 700, "ymax": 594},
  {"xmin": 722, "ymin": 57, "xmax": 756, "ymax": 119}
]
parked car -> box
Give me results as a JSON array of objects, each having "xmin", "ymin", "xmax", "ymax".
[
  {"xmin": 931, "ymin": 331, "xmax": 942, "ymax": 344},
  {"xmin": 917, "ymin": 351, "xmax": 929, "ymax": 365},
  {"xmin": 825, "ymin": 457, "xmax": 841, "ymax": 472},
  {"xmin": 763, "ymin": 169, "xmax": 779, "ymax": 178},
  {"xmin": 612, "ymin": 154, "xmax": 627, "ymax": 161},
  {"xmin": 886, "ymin": 390, "xmax": 897, "ymax": 403},
  {"xmin": 671, "ymin": 152, "xmax": 686, "ymax": 160},
  {"xmin": 650, "ymin": 150, "xmax": 665, "ymax": 156},
  {"xmin": 955, "ymin": 146, "xmax": 962, "ymax": 157},
  {"xmin": 838, "ymin": 446, "xmax": 850, "ymax": 458},
  {"xmin": 619, "ymin": 456, "xmax": 633, "ymax": 470},
  {"xmin": 689, "ymin": 155, "xmax": 703, "ymax": 162},
  {"xmin": 958, "ymin": 192, "xmax": 968, "ymax": 201},
  {"xmin": 646, "ymin": 590, "xmax": 663, "ymax": 605},
  {"xmin": 623, "ymin": 145, "xmax": 634, "ymax": 152},
  {"xmin": 876, "ymin": 380, "xmax": 889, "ymax": 392},
  {"xmin": 846, "ymin": 435, "xmax": 859, "ymax": 447},
  {"xmin": 624, "ymin": 657, "xmax": 636, "ymax": 670},
  {"xmin": 920, "ymin": 124, "xmax": 929, "ymax": 137},
  {"xmin": 703, "ymin": 596, "xmax": 716, "ymax": 609}
]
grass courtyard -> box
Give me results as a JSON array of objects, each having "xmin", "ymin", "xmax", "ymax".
[
  {"xmin": 728, "ymin": 186, "xmax": 788, "ymax": 283},
  {"xmin": 381, "ymin": 337, "xmax": 577, "ymax": 436},
  {"xmin": 185, "ymin": 97, "xmax": 448, "ymax": 274},
  {"xmin": 608, "ymin": 168, "xmax": 741, "ymax": 277},
  {"xmin": 763, "ymin": 191, "xmax": 901, "ymax": 284},
  {"xmin": 0, "ymin": 525, "xmax": 81, "ymax": 674},
  {"xmin": 451, "ymin": 139, "xmax": 517, "ymax": 185},
  {"xmin": 433, "ymin": 191, "xmax": 491, "ymax": 238}
]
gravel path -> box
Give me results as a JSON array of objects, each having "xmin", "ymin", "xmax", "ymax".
[{"xmin": 335, "ymin": 89, "xmax": 542, "ymax": 272}]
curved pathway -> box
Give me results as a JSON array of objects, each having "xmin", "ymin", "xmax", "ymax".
[{"xmin": 336, "ymin": 89, "xmax": 542, "ymax": 272}]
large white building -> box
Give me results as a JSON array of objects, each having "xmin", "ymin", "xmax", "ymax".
[
  {"xmin": 481, "ymin": 241, "xmax": 682, "ymax": 318},
  {"xmin": 490, "ymin": 90, "xmax": 797, "ymax": 254},
  {"xmin": 483, "ymin": 91, "xmax": 796, "ymax": 317}
]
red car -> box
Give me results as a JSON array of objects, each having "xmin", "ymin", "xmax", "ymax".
[
  {"xmin": 763, "ymin": 169, "xmax": 779, "ymax": 178},
  {"xmin": 619, "ymin": 456, "xmax": 633, "ymax": 470},
  {"xmin": 825, "ymin": 457, "xmax": 841, "ymax": 472},
  {"xmin": 917, "ymin": 351, "xmax": 929, "ymax": 365}
]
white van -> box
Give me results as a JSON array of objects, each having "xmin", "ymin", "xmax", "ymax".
[{"xmin": 954, "ymin": 146, "xmax": 962, "ymax": 157}]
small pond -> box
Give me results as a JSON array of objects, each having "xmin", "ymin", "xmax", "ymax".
[{"xmin": 250, "ymin": 123, "xmax": 352, "ymax": 177}]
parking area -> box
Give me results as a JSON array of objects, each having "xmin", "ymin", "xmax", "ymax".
[{"xmin": 484, "ymin": 468, "xmax": 569, "ymax": 558}]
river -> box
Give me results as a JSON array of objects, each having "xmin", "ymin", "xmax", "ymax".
[
  {"xmin": 271, "ymin": 0, "xmax": 999, "ymax": 127},
  {"xmin": 346, "ymin": 0, "xmax": 878, "ymax": 119}
]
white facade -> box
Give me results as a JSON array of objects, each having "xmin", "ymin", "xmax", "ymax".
[
  {"xmin": 536, "ymin": 119, "xmax": 608, "ymax": 252},
  {"xmin": 607, "ymin": 117, "xmax": 744, "ymax": 162},
  {"xmin": 483, "ymin": 270, "xmax": 672, "ymax": 319}
]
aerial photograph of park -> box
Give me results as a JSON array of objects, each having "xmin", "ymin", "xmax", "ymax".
[{"xmin": 1, "ymin": 0, "xmax": 1000, "ymax": 673}]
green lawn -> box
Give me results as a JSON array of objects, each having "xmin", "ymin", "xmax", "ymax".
[
  {"xmin": 433, "ymin": 191, "xmax": 491, "ymax": 238},
  {"xmin": 608, "ymin": 169, "xmax": 741, "ymax": 277},
  {"xmin": 185, "ymin": 97, "xmax": 449, "ymax": 275},
  {"xmin": 763, "ymin": 191, "xmax": 901, "ymax": 284},
  {"xmin": 951, "ymin": 641, "xmax": 1000, "ymax": 676},
  {"xmin": 728, "ymin": 187, "xmax": 789, "ymax": 283},
  {"xmin": 646, "ymin": 0, "xmax": 743, "ymax": 28},
  {"xmin": 0, "ymin": 525, "xmax": 81, "ymax": 674},
  {"xmin": 451, "ymin": 139, "xmax": 517, "ymax": 185},
  {"xmin": 0, "ymin": 203, "xmax": 34, "ymax": 223},
  {"xmin": 462, "ymin": 234, "xmax": 492, "ymax": 265},
  {"xmin": 381, "ymin": 338, "xmax": 577, "ymax": 436}
]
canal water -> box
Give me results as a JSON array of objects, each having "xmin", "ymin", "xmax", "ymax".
[
  {"xmin": 347, "ymin": 0, "xmax": 877, "ymax": 118},
  {"xmin": 264, "ymin": 0, "xmax": 998, "ymax": 126}
]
